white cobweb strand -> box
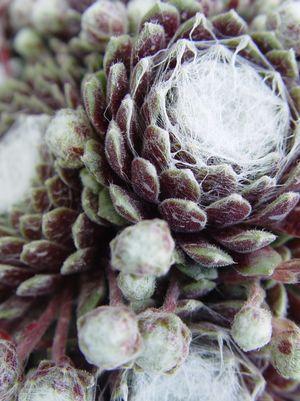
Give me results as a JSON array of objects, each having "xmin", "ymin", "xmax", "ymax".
[
  {"xmin": 156, "ymin": 42, "xmax": 290, "ymax": 182},
  {"xmin": 129, "ymin": 344, "xmax": 257, "ymax": 401},
  {"xmin": 0, "ymin": 114, "xmax": 50, "ymax": 213}
]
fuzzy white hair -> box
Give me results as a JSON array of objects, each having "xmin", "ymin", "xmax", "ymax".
[
  {"xmin": 0, "ymin": 114, "xmax": 50, "ymax": 213},
  {"xmin": 128, "ymin": 333, "xmax": 265, "ymax": 401},
  {"xmin": 148, "ymin": 34, "xmax": 297, "ymax": 187}
]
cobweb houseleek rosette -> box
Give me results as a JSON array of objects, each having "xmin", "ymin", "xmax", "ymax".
[
  {"xmin": 0, "ymin": 0, "xmax": 130, "ymax": 135},
  {"xmin": 75, "ymin": 8, "xmax": 300, "ymax": 275},
  {"xmin": 0, "ymin": 59, "xmax": 112, "ymax": 333},
  {"xmin": 1, "ymin": 3, "xmax": 300, "ymax": 400},
  {"xmin": 0, "ymin": 1, "xmax": 130, "ymax": 393},
  {"xmin": 0, "ymin": 111, "xmax": 112, "ymax": 308},
  {"xmin": 0, "ymin": 0, "xmax": 131, "ymax": 303}
]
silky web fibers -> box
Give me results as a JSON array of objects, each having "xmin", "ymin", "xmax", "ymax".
[
  {"xmin": 129, "ymin": 341, "xmax": 261, "ymax": 401},
  {"xmin": 151, "ymin": 40, "xmax": 291, "ymax": 183}
]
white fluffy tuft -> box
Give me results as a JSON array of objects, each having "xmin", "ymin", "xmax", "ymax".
[
  {"xmin": 0, "ymin": 114, "xmax": 50, "ymax": 213},
  {"xmin": 129, "ymin": 341, "xmax": 262, "ymax": 401},
  {"xmin": 153, "ymin": 40, "xmax": 291, "ymax": 184}
]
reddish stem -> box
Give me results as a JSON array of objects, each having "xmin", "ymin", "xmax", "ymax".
[
  {"xmin": 0, "ymin": 46, "xmax": 11, "ymax": 75},
  {"xmin": 52, "ymin": 288, "xmax": 73, "ymax": 364},
  {"xmin": 0, "ymin": 9, "xmax": 11, "ymax": 77},
  {"xmin": 163, "ymin": 277, "xmax": 180, "ymax": 312},
  {"xmin": 107, "ymin": 268, "xmax": 122, "ymax": 306},
  {"xmin": 17, "ymin": 296, "xmax": 61, "ymax": 363},
  {"xmin": 247, "ymin": 280, "xmax": 265, "ymax": 307}
]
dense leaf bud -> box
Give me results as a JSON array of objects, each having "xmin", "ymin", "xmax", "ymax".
[
  {"xmin": 45, "ymin": 108, "xmax": 95, "ymax": 169},
  {"xmin": 117, "ymin": 273, "xmax": 156, "ymax": 301},
  {"xmin": 231, "ymin": 306, "xmax": 272, "ymax": 352},
  {"xmin": 13, "ymin": 28, "xmax": 44, "ymax": 59},
  {"xmin": 110, "ymin": 219, "xmax": 175, "ymax": 277},
  {"xmin": 78, "ymin": 305, "xmax": 142, "ymax": 370},
  {"xmin": 81, "ymin": 0, "xmax": 128, "ymax": 47},
  {"xmin": 32, "ymin": 0, "xmax": 81, "ymax": 36},
  {"xmin": 18, "ymin": 359, "xmax": 95, "ymax": 401},
  {"xmin": 135, "ymin": 309, "xmax": 191, "ymax": 374}
]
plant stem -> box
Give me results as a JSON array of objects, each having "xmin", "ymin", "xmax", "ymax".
[
  {"xmin": 52, "ymin": 287, "xmax": 73, "ymax": 363},
  {"xmin": 247, "ymin": 280, "xmax": 265, "ymax": 307},
  {"xmin": 107, "ymin": 267, "xmax": 122, "ymax": 306},
  {"xmin": 17, "ymin": 295, "xmax": 61, "ymax": 363},
  {"xmin": 163, "ymin": 276, "xmax": 180, "ymax": 312}
]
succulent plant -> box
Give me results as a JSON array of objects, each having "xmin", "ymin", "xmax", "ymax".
[
  {"xmin": 78, "ymin": 4, "xmax": 300, "ymax": 277},
  {"xmin": 1, "ymin": 1, "xmax": 300, "ymax": 400},
  {"xmin": 0, "ymin": 112, "xmax": 111, "ymax": 302}
]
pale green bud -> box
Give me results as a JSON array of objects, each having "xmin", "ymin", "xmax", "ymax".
[
  {"xmin": 78, "ymin": 305, "xmax": 142, "ymax": 370},
  {"xmin": 14, "ymin": 28, "xmax": 44, "ymax": 59},
  {"xmin": 32, "ymin": 0, "xmax": 80, "ymax": 36},
  {"xmin": 231, "ymin": 306, "xmax": 272, "ymax": 352},
  {"xmin": 135, "ymin": 309, "xmax": 191, "ymax": 374},
  {"xmin": 110, "ymin": 219, "xmax": 175, "ymax": 277},
  {"xmin": 81, "ymin": 0, "xmax": 128, "ymax": 46},
  {"xmin": 117, "ymin": 273, "xmax": 156, "ymax": 301},
  {"xmin": 45, "ymin": 108, "xmax": 95, "ymax": 169}
]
